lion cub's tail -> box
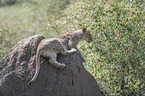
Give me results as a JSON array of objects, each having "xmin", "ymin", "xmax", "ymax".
[{"xmin": 28, "ymin": 47, "xmax": 41, "ymax": 85}]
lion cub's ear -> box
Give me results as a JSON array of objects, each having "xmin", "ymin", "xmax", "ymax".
[{"xmin": 82, "ymin": 27, "xmax": 87, "ymax": 33}]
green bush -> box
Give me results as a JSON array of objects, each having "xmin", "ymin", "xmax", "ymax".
[
  {"xmin": 0, "ymin": 22, "xmax": 20, "ymax": 59},
  {"xmin": 46, "ymin": 0, "xmax": 145, "ymax": 95},
  {"xmin": 0, "ymin": 0, "xmax": 70, "ymax": 59}
]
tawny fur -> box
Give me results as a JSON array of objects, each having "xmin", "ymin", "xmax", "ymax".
[{"xmin": 28, "ymin": 27, "xmax": 93, "ymax": 85}]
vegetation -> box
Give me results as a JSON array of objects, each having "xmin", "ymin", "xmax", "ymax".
[
  {"xmin": 0, "ymin": 0, "xmax": 71, "ymax": 58},
  {"xmin": 0, "ymin": 0, "xmax": 144, "ymax": 95}
]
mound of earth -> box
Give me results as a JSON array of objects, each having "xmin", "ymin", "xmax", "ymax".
[{"xmin": 0, "ymin": 35, "xmax": 103, "ymax": 96}]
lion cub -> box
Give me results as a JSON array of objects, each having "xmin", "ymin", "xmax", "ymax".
[{"xmin": 28, "ymin": 27, "xmax": 93, "ymax": 85}]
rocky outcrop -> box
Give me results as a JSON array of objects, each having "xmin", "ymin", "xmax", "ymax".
[{"xmin": 0, "ymin": 35, "xmax": 103, "ymax": 96}]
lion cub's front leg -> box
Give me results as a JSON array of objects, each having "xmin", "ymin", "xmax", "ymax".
[
  {"xmin": 75, "ymin": 47, "xmax": 86, "ymax": 62},
  {"xmin": 41, "ymin": 52, "xmax": 66, "ymax": 69},
  {"xmin": 41, "ymin": 48, "xmax": 76, "ymax": 69},
  {"xmin": 60, "ymin": 48, "xmax": 77, "ymax": 55}
]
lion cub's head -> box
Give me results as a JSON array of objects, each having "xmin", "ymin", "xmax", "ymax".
[{"xmin": 82, "ymin": 27, "xmax": 93, "ymax": 43}]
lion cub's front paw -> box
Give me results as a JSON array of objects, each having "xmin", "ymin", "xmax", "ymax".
[
  {"xmin": 71, "ymin": 48, "xmax": 77, "ymax": 53},
  {"xmin": 59, "ymin": 63, "xmax": 66, "ymax": 69},
  {"xmin": 82, "ymin": 58, "xmax": 87, "ymax": 63}
]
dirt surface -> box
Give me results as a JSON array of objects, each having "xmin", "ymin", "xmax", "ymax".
[{"xmin": 0, "ymin": 35, "xmax": 103, "ymax": 96}]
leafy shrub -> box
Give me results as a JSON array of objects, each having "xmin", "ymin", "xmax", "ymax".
[
  {"xmin": 0, "ymin": 0, "xmax": 71, "ymax": 59},
  {"xmin": 0, "ymin": 22, "xmax": 20, "ymax": 59},
  {"xmin": 46, "ymin": 0, "xmax": 145, "ymax": 95}
]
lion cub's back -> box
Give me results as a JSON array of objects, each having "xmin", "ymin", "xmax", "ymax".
[{"xmin": 39, "ymin": 38, "xmax": 64, "ymax": 53}]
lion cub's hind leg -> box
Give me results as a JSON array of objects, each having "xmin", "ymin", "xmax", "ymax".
[{"xmin": 41, "ymin": 52, "xmax": 66, "ymax": 69}]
